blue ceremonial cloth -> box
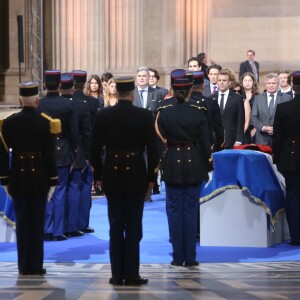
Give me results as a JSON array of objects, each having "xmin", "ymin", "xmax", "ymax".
[
  {"xmin": 200, "ymin": 150, "xmax": 286, "ymax": 228},
  {"xmin": 0, "ymin": 186, "xmax": 16, "ymax": 229}
]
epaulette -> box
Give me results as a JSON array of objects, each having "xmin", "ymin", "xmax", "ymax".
[
  {"xmin": 41, "ymin": 112, "xmax": 62, "ymax": 134},
  {"xmin": 190, "ymin": 104, "xmax": 207, "ymax": 111},
  {"xmin": 157, "ymin": 104, "xmax": 173, "ymax": 111}
]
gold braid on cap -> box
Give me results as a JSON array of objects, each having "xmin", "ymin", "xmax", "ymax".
[{"xmin": 41, "ymin": 113, "xmax": 62, "ymax": 134}]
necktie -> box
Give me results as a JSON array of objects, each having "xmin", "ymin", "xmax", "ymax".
[
  {"xmin": 212, "ymin": 85, "xmax": 217, "ymax": 94},
  {"xmin": 269, "ymin": 93, "xmax": 275, "ymax": 115},
  {"xmin": 250, "ymin": 61, "xmax": 258, "ymax": 81},
  {"xmin": 220, "ymin": 93, "xmax": 225, "ymax": 115},
  {"xmin": 140, "ymin": 90, "xmax": 145, "ymax": 108}
]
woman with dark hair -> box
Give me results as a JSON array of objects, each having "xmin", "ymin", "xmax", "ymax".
[
  {"xmin": 240, "ymin": 72, "xmax": 259, "ymax": 143},
  {"xmin": 84, "ymin": 74, "xmax": 104, "ymax": 108},
  {"xmin": 155, "ymin": 76, "xmax": 211, "ymax": 267}
]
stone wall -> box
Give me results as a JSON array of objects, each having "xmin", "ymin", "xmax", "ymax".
[{"xmin": 1, "ymin": 0, "xmax": 300, "ymax": 102}]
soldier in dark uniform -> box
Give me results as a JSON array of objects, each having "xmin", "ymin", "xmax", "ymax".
[
  {"xmin": 60, "ymin": 72, "xmax": 92, "ymax": 237},
  {"xmin": 72, "ymin": 70, "xmax": 99, "ymax": 233},
  {"xmin": 37, "ymin": 70, "xmax": 78, "ymax": 241},
  {"xmin": 156, "ymin": 77, "xmax": 211, "ymax": 267},
  {"xmin": 90, "ymin": 77, "xmax": 159, "ymax": 286},
  {"xmin": 273, "ymin": 70, "xmax": 300, "ymax": 245},
  {"xmin": 0, "ymin": 81, "xmax": 59, "ymax": 275}
]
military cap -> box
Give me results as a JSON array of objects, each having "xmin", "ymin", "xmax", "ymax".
[
  {"xmin": 115, "ymin": 77, "xmax": 135, "ymax": 92},
  {"xmin": 72, "ymin": 70, "xmax": 87, "ymax": 84},
  {"xmin": 170, "ymin": 69, "xmax": 186, "ymax": 84},
  {"xmin": 61, "ymin": 72, "xmax": 74, "ymax": 89},
  {"xmin": 193, "ymin": 71, "xmax": 205, "ymax": 85},
  {"xmin": 172, "ymin": 78, "xmax": 193, "ymax": 91},
  {"xmin": 185, "ymin": 70, "xmax": 193, "ymax": 82},
  {"xmin": 45, "ymin": 70, "xmax": 61, "ymax": 84},
  {"xmin": 291, "ymin": 71, "xmax": 300, "ymax": 85},
  {"xmin": 19, "ymin": 81, "xmax": 39, "ymax": 97}
]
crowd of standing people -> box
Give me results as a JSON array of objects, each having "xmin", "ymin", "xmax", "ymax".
[{"xmin": 1, "ymin": 48, "xmax": 300, "ymax": 285}]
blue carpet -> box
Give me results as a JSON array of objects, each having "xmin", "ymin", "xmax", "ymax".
[{"xmin": 0, "ymin": 191, "xmax": 299, "ymax": 264}]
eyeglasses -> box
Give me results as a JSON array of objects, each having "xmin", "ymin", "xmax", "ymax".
[{"xmin": 233, "ymin": 89, "xmax": 242, "ymax": 95}]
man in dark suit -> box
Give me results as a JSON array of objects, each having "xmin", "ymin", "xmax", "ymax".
[
  {"xmin": 149, "ymin": 67, "xmax": 169, "ymax": 100},
  {"xmin": 0, "ymin": 81, "xmax": 58, "ymax": 275},
  {"xmin": 239, "ymin": 49, "xmax": 260, "ymax": 82},
  {"xmin": 189, "ymin": 71, "xmax": 224, "ymax": 152},
  {"xmin": 90, "ymin": 77, "xmax": 159, "ymax": 286},
  {"xmin": 37, "ymin": 70, "xmax": 78, "ymax": 241},
  {"xmin": 251, "ymin": 73, "xmax": 292, "ymax": 146},
  {"xmin": 210, "ymin": 69, "xmax": 245, "ymax": 148},
  {"xmin": 273, "ymin": 70, "xmax": 300, "ymax": 245}
]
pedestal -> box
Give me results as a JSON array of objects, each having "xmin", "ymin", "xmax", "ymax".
[{"xmin": 200, "ymin": 189, "xmax": 290, "ymax": 247}]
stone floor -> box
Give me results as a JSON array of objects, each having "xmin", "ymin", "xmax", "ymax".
[{"xmin": 1, "ymin": 261, "xmax": 300, "ymax": 299}]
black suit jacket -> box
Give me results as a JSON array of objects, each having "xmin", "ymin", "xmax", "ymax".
[
  {"xmin": 189, "ymin": 91, "xmax": 224, "ymax": 152},
  {"xmin": 273, "ymin": 95, "xmax": 300, "ymax": 173},
  {"xmin": 90, "ymin": 100, "xmax": 159, "ymax": 195},
  {"xmin": 210, "ymin": 91, "xmax": 245, "ymax": 148},
  {"xmin": 0, "ymin": 107, "xmax": 58, "ymax": 197},
  {"xmin": 239, "ymin": 60, "xmax": 259, "ymax": 82}
]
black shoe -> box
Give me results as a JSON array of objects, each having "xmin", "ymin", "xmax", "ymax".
[
  {"xmin": 171, "ymin": 261, "xmax": 183, "ymax": 266},
  {"xmin": 144, "ymin": 194, "xmax": 153, "ymax": 202},
  {"xmin": 51, "ymin": 235, "xmax": 68, "ymax": 241},
  {"xmin": 44, "ymin": 233, "xmax": 52, "ymax": 241},
  {"xmin": 124, "ymin": 276, "xmax": 148, "ymax": 286},
  {"xmin": 185, "ymin": 261, "xmax": 199, "ymax": 267},
  {"xmin": 109, "ymin": 277, "xmax": 124, "ymax": 285},
  {"xmin": 65, "ymin": 231, "xmax": 84, "ymax": 238},
  {"xmin": 291, "ymin": 240, "xmax": 300, "ymax": 246},
  {"xmin": 29, "ymin": 268, "xmax": 47, "ymax": 275},
  {"xmin": 152, "ymin": 189, "xmax": 160, "ymax": 195},
  {"xmin": 81, "ymin": 227, "xmax": 95, "ymax": 233}
]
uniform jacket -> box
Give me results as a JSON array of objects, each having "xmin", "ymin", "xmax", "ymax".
[
  {"xmin": 62, "ymin": 93, "xmax": 91, "ymax": 169},
  {"xmin": 37, "ymin": 92, "xmax": 78, "ymax": 167},
  {"xmin": 0, "ymin": 107, "xmax": 58, "ymax": 197},
  {"xmin": 90, "ymin": 100, "xmax": 159, "ymax": 195},
  {"xmin": 273, "ymin": 95, "xmax": 300, "ymax": 173},
  {"xmin": 133, "ymin": 86, "xmax": 160, "ymax": 111},
  {"xmin": 156, "ymin": 102, "xmax": 211, "ymax": 185},
  {"xmin": 189, "ymin": 91, "xmax": 224, "ymax": 152},
  {"xmin": 210, "ymin": 91, "xmax": 245, "ymax": 148},
  {"xmin": 251, "ymin": 91, "xmax": 292, "ymax": 145}
]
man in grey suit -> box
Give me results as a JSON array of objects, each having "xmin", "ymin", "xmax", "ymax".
[
  {"xmin": 251, "ymin": 73, "xmax": 292, "ymax": 146},
  {"xmin": 133, "ymin": 66, "xmax": 160, "ymax": 201},
  {"xmin": 133, "ymin": 66, "xmax": 160, "ymax": 112},
  {"xmin": 203, "ymin": 64, "xmax": 222, "ymax": 97}
]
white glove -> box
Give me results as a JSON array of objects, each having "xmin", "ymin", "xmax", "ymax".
[{"xmin": 47, "ymin": 186, "xmax": 56, "ymax": 201}]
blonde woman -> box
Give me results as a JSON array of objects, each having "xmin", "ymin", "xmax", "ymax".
[{"xmin": 104, "ymin": 78, "xmax": 118, "ymax": 107}]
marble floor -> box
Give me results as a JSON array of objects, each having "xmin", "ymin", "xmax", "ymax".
[{"xmin": 1, "ymin": 261, "xmax": 300, "ymax": 299}]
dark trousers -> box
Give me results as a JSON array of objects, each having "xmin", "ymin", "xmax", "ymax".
[
  {"xmin": 107, "ymin": 193, "xmax": 145, "ymax": 280},
  {"xmin": 14, "ymin": 195, "xmax": 47, "ymax": 274},
  {"xmin": 283, "ymin": 172, "xmax": 300, "ymax": 243},
  {"xmin": 78, "ymin": 165, "xmax": 93, "ymax": 230},
  {"xmin": 165, "ymin": 184, "xmax": 201, "ymax": 264}
]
